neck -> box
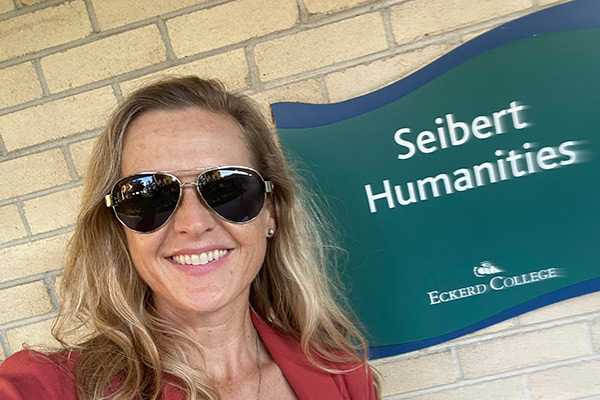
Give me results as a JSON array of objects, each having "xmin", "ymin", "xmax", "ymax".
[{"xmin": 155, "ymin": 301, "xmax": 259, "ymax": 381}]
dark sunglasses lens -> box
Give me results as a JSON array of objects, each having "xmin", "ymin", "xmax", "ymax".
[
  {"xmin": 111, "ymin": 174, "xmax": 180, "ymax": 232},
  {"xmin": 199, "ymin": 168, "xmax": 265, "ymax": 223}
]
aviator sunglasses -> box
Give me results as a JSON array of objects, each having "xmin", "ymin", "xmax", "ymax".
[{"xmin": 105, "ymin": 166, "xmax": 274, "ymax": 233}]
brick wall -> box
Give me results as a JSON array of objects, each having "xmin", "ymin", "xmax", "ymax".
[{"xmin": 2, "ymin": 0, "xmax": 598, "ymax": 398}]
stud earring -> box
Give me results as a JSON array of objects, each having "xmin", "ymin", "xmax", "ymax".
[{"xmin": 268, "ymin": 228, "xmax": 275, "ymax": 236}]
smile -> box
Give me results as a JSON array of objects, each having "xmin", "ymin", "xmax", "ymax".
[{"xmin": 171, "ymin": 250, "xmax": 229, "ymax": 266}]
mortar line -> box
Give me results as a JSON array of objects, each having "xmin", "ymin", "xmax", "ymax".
[
  {"xmin": 32, "ymin": 59, "xmax": 50, "ymax": 96},
  {"xmin": 0, "ymin": 311, "xmax": 58, "ymax": 332},
  {"xmin": 60, "ymin": 146, "xmax": 80, "ymax": 181},
  {"xmin": 0, "ymin": 134, "xmax": 7, "ymax": 156},
  {"xmin": 0, "ymin": 225, "xmax": 74, "ymax": 251},
  {"xmin": 15, "ymin": 201, "xmax": 33, "ymax": 237},
  {"xmin": 0, "ymin": 270, "xmax": 63, "ymax": 290},
  {"xmin": 584, "ymin": 320, "xmax": 596, "ymax": 354},
  {"xmin": 12, "ymin": 0, "xmax": 22, "ymax": 9},
  {"xmin": 244, "ymin": 46, "xmax": 261, "ymax": 92},
  {"xmin": 0, "ymin": 330, "xmax": 11, "ymax": 358},
  {"xmin": 156, "ymin": 19, "xmax": 176, "ymax": 61},
  {"xmin": 0, "ymin": 129, "xmax": 100, "ymax": 163},
  {"xmin": 42, "ymin": 275, "xmax": 60, "ymax": 310},
  {"xmin": 0, "ymin": 180, "xmax": 85, "ymax": 208},
  {"xmin": 380, "ymin": 8, "xmax": 395, "ymax": 49},
  {"xmin": 295, "ymin": 0, "xmax": 308, "ymax": 24},
  {"xmin": 450, "ymin": 347, "xmax": 463, "ymax": 379},
  {"xmin": 112, "ymin": 82, "xmax": 124, "ymax": 104},
  {"xmin": 522, "ymin": 374, "xmax": 533, "ymax": 400},
  {"xmin": 82, "ymin": 0, "xmax": 100, "ymax": 33},
  {"xmin": 316, "ymin": 76, "xmax": 330, "ymax": 103},
  {"xmin": 301, "ymin": 0, "xmax": 403, "ymax": 24}
]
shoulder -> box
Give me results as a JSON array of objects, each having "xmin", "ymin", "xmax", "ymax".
[{"xmin": 0, "ymin": 350, "xmax": 79, "ymax": 400}]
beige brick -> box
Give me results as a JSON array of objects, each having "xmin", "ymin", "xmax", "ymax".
[
  {"xmin": 457, "ymin": 324, "xmax": 589, "ymax": 378},
  {"xmin": 167, "ymin": 0, "xmax": 298, "ymax": 57},
  {"xmin": 92, "ymin": 0, "xmax": 208, "ymax": 30},
  {"xmin": 0, "ymin": 0, "xmax": 13, "ymax": 14},
  {"xmin": 0, "ymin": 281, "xmax": 52, "ymax": 324},
  {"xmin": 6, "ymin": 318, "xmax": 59, "ymax": 352},
  {"xmin": 0, "ymin": 1, "xmax": 91, "ymax": 62},
  {"xmin": 69, "ymin": 138, "xmax": 97, "ymax": 178},
  {"xmin": 0, "ymin": 234, "xmax": 70, "ymax": 283},
  {"xmin": 255, "ymin": 13, "xmax": 387, "ymax": 81},
  {"xmin": 0, "ymin": 151, "xmax": 71, "ymax": 201},
  {"xmin": 390, "ymin": 0, "xmax": 531, "ymax": 45},
  {"xmin": 0, "ymin": 87, "xmax": 116, "ymax": 151},
  {"xmin": 0, "ymin": 63, "xmax": 43, "ymax": 109},
  {"xmin": 251, "ymin": 80, "xmax": 323, "ymax": 122},
  {"xmin": 412, "ymin": 377, "xmax": 526, "ymax": 400},
  {"xmin": 376, "ymin": 352, "xmax": 456, "ymax": 396},
  {"xmin": 41, "ymin": 26, "xmax": 166, "ymax": 92},
  {"xmin": 0, "ymin": 205, "xmax": 27, "ymax": 244},
  {"xmin": 529, "ymin": 360, "xmax": 600, "ymax": 400},
  {"xmin": 120, "ymin": 49, "xmax": 250, "ymax": 97},
  {"xmin": 304, "ymin": 0, "xmax": 371, "ymax": 14},
  {"xmin": 325, "ymin": 44, "xmax": 453, "ymax": 102},
  {"xmin": 23, "ymin": 187, "xmax": 82, "ymax": 235},
  {"xmin": 519, "ymin": 292, "xmax": 600, "ymax": 325}
]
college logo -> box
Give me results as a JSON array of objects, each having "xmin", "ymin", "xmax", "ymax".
[
  {"xmin": 473, "ymin": 261, "xmax": 503, "ymax": 277},
  {"xmin": 427, "ymin": 263, "xmax": 564, "ymax": 306}
]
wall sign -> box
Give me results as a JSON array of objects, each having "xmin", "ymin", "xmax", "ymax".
[{"xmin": 272, "ymin": 0, "xmax": 600, "ymax": 358}]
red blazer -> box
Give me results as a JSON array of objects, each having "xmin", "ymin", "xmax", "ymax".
[{"xmin": 0, "ymin": 314, "xmax": 376, "ymax": 399}]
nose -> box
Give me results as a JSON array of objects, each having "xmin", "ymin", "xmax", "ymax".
[{"xmin": 169, "ymin": 185, "xmax": 218, "ymax": 234}]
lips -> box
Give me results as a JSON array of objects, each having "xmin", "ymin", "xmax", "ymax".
[{"xmin": 171, "ymin": 249, "xmax": 229, "ymax": 266}]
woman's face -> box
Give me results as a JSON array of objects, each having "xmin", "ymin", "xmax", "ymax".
[{"xmin": 120, "ymin": 107, "xmax": 275, "ymax": 323}]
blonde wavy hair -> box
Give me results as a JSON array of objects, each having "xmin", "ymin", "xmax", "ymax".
[{"xmin": 54, "ymin": 76, "xmax": 380, "ymax": 399}]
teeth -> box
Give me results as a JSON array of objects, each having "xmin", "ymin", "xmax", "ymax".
[{"xmin": 172, "ymin": 250, "xmax": 228, "ymax": 266}]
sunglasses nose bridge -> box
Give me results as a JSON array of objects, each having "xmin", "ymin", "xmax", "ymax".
[
  {"xmin": 180, "ymin": 181, "xmax": 199, "ymax": 189},
  {"xmin": 171, "ymin": 180, "xmax": 219, "ymax": 232},
  {"xmin": 180, "ymin": 181, "xmax": 203, "ymax": 198}
]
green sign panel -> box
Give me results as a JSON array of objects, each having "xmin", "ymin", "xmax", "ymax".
[{"xmin": 272, "ymin": 0, "xmax": 600, "ymax": 358}]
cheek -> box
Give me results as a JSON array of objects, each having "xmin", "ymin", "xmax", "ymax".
[{"xmin": 124, "ymin": 230, "xmax": 162, "ymax": 271}]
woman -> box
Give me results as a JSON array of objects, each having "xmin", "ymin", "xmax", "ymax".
[{"xmin": 0, "ymin": 77, "xmax": 380, "ymax": 399}]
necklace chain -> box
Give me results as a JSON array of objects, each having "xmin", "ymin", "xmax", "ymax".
[{"xmin": 255, "ymin": 328, "xmax": 262, "ymax": 400}]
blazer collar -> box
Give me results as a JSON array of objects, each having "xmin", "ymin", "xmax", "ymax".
[{"xmin": 251, "ymin": 312, "xmax": 344, "ymax": 400}]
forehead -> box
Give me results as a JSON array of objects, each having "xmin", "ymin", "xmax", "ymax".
[{"xmin": 120, "ymin": 107, "xmax": 254, "ymax": 175}]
